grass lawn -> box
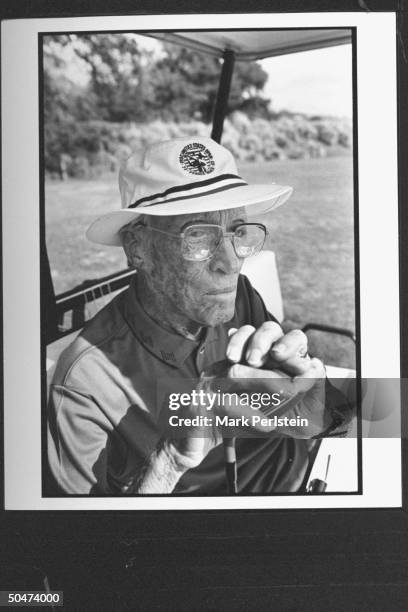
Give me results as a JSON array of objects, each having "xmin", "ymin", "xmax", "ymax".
[{"xmin": 46, "ymin": 154, "xmax": 356, "ymax": 368}]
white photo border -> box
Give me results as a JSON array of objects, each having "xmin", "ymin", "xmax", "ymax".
[{"xmin": 2, "ymin": 12, "xmax": 401, "ymax": 509}]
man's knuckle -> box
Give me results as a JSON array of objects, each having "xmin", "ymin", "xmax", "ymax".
[
  {"xmin": 228, "ymin": 325, "xmax": 254, "ymax": 347},
  {"xmin": 228, "ymin": 364, "xmax": 241, "ymax": 378},
  {"xmin": 310, "ymin": 357, "xmax": 325, "ymax": 373},
  {"xmin": 260, "ymin": 321, "xmax": 282, "ymax": 334},
  {"xmin": 231, "ymin": 324, "xmax": 255, "ymax": 340},
  {"xmin": 289, "ymin": 329, "xmax": 307, "ymax": 343}
]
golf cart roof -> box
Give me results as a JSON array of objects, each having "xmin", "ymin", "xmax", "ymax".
[{"xmin": 147, "ymin": 29, "xmax": 352, "ymax": 61}]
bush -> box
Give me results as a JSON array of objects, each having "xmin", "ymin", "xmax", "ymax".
[
  {"xmin": 69, "ymin": 156, "xmax": 90, "ymax": 178},
  {"xmin": 315, "ymin": 122, "xmax": 338, "ymax": 146},
  {"xmin": 287, "ymin": 145, "xmax": 307, "ymax": 160},
  {"xmin": 307, "ymin": 142, "xmax": 326, "ymax": 158},
  {"xmin": 338, "ymin": 129, "xmax": 351, "ymax": 147},
  {"xmin": 229, "ymin": 111, "xmax": 251, "ymax": 134},
  {"xmin": 274, "ymin": 132, "xmax": 289, "ymax": 149},
  {"xmin": 45, "ymin": 114, "xmax": 352, "ymax": 178}
]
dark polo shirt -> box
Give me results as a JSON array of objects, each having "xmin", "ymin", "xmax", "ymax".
[{"xmin": 47, "ymin": 274, "xmax": 309, "ymax": 495}]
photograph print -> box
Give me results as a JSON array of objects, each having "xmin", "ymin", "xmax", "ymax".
[{"xmin": 42, "ymin": 27, "xmax": 360, "ymax": 500}]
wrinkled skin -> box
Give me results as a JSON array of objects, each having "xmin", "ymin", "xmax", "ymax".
[{"xmin": 121, "ymin": 208, "xmax": 247, "ymax": 337}]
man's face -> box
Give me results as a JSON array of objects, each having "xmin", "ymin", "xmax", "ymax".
[{"xmin": 138, "ymin": 207, "xmax": 247, "ymax": 328}]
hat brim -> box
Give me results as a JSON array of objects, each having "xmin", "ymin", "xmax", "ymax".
[{"xmin": 86, "ymin": 183, "xmax": 293, "ymax": 246}]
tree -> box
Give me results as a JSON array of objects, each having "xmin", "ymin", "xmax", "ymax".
[
  {"xmin": 44, "ymin": 34, "xmax": 270, "ymax": 125},
  {"xmin": 43, "ymin": 34, "xmax": 157, "ymax": 173},
  {"xmin": 42, "ymin": 33, "xmax": 271, "ymax": 175},
  {"xmin": 66, "ymin": 34, "xmax": 156, "ymax": 123},
  {"xmin": 151, "ymin": 43, "xmax": 269, "ymax": 122},
  {"xmin": 43, "ymin": 35, "xmax": 98, "ymax": 173}
]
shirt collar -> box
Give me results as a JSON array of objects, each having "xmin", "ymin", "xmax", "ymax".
[{"xmin": 122, "ymin": 276, "xmax": 219, "ymax": 367}]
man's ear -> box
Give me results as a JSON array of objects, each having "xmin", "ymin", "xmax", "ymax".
[{"xmin": 121, "ymin": 226, "xmax": 144, "ymax": 268}]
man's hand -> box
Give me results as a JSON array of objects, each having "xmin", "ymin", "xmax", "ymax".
[
  {"xmin": 225, "ymin": 322, "xmax": 330, "ymax": 438},
  {"xmin": 158, "ymin": 322, "xmax": 328, "ymax": 487},
  {"xmin": 165, "ymin": 422, "xmax": 222, "ymax": 471},
  {"xmin": 226, "ymin": 321, "xmax": 314, "ymax": 375}
]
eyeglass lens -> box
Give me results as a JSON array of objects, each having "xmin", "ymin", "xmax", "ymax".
[{"xmin": 182, "ymin": 224, "xmax": 266, "ymax": 261}]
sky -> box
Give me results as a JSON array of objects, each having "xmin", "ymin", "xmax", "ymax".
[{"xmin": 260, "ymin": 44, "xmax": 353, "ymax": 118}]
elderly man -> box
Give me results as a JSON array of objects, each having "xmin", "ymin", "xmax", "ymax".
[{"xmin": 47, "ymin": 137, "xmax": 350, "ymax": 495}]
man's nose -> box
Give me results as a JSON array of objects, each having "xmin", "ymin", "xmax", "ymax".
[{"xmin": 208, "ymin": 235, "xmax": 242, "ymax": 275}]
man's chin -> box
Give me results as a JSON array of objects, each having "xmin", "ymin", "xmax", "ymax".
[{"xmin": 199, "ymin": 302, "xmax": 236, "ymax": 327}]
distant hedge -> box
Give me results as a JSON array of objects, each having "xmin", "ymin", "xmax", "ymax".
[{"xmin": 45, "ymin": 112, "xmax": 352, "ymax": 179}]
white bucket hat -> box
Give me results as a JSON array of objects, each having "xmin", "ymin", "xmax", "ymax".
[{"xmin": 86, "ymin": 137, "xmax": 293, "ymax": 246}]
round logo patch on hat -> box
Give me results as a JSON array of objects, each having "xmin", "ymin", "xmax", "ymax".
[{"xmin": 179, "ymin": 142, "xmax": 215, "ymax": 176}]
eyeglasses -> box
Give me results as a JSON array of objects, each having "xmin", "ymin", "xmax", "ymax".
[{"xmin": 141, "ymin": 222, "xmax": 268, "ymax": 262}]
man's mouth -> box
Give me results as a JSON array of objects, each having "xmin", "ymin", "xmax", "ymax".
[{"xmin": 206, "ymin": 287, "xmax": 236, "ymax": 296}]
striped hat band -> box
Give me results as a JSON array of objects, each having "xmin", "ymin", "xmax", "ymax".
[{"xmin": 128, "ymin": 173, "xmax": 247, "ymax": 210}]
